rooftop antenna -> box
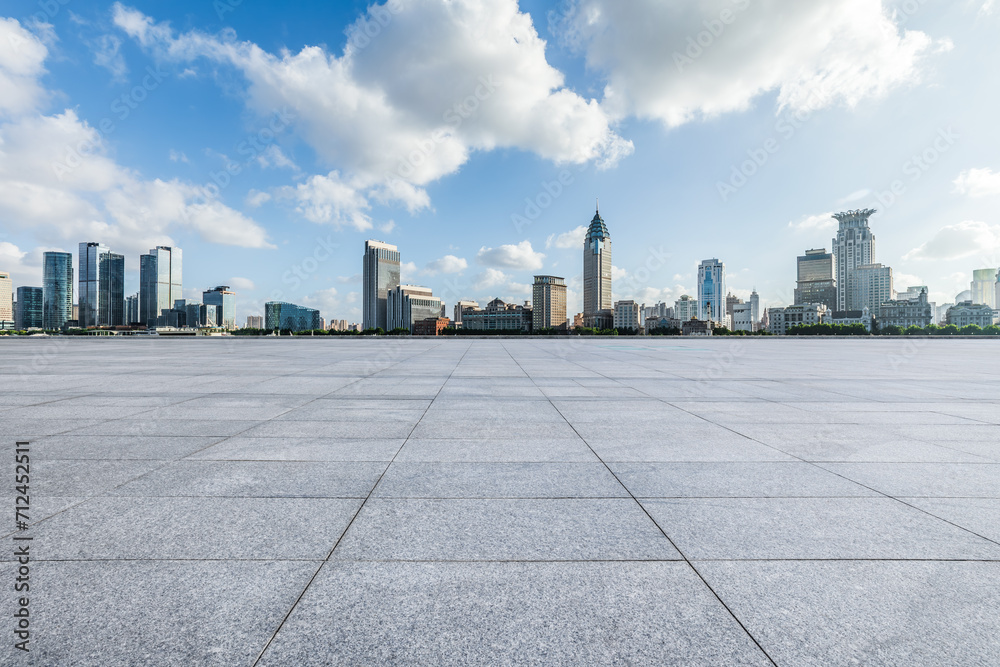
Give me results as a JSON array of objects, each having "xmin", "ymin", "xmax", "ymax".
[{"xmin": 596, "ymin": 197, "xmax": 599, "ymax": 214}]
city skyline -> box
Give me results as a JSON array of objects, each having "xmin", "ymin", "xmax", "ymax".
[{"xmin": 0, "ymin": 2, "xmax": 998, "ymax": 326}]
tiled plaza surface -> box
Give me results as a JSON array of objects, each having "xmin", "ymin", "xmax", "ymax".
[{"xmin": 2, "ymin": 337, "xmax": 999, "ymax": 665}]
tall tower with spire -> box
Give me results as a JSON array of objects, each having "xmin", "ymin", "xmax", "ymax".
[{"xmin": 583, "ymin": 202, "xmax": 612, "ymax": 327}]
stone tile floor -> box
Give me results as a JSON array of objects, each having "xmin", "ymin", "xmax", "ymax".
[{"xmin": 1, "ymin": 337, "xmax": 999, "ymax": 665}]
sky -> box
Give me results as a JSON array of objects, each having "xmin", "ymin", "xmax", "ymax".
[{"xmin": 1, "ymin": 0, "xmax": 999, "ymax": 325}]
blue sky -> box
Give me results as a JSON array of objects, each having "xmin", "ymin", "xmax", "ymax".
[{"xmin": 2, "ymin": 0, "xmax": 999, "ymax": 324}]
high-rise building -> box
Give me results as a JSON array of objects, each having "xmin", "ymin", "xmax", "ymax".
[
  {"xmin": 139, "ymin": 246, "xmax": 182, "ymax": 326},
  {"xmin": 725, "ymin": 293, "xmax": 743, "ymax": 329},
  {"xmin": 387, "ymin": 285, "xmax": 443, "ymax": 332},
  {"xmin": 264, "ymin": 301, "xmax": 321, "ymax": 332},
  {"xmin": 246, "ymin": 315, "xmax": 263, "ymax": 329},
  {"xmin": 0, "ymin": 272, "xmax": 12, "ymax": 328},
  {"xmin": 453, "ymin": 300, "xmax": 478, "ymax": 327},
  {"xmin": 697, "ymin": 259, "xmax": 726, "ymax": 322},
  {"xmin": 583, "ymin": 205, "xmax": 612, "ymax": 328},
  {"xmin": 794, "ymin": 248, "xmax": 837, "ymax": 310},
  {"xmin": 363, "ymin": 240, "xmax": 400, "ymax": 331},
  {"xmin": 15, "ymin": 287, "xmax": 43, "ymax": 329},
  {"xmin": 971, "ymin": 269, "xmax": 998, "ymax": 308},
  {"xmin": 532, "ymin": 275, "xmax": 567, "ymax": 330},
  {"xmin": 78, "ymin": 242, "xmax": 124, "ymax": 327},
  {"xmin": 850, "ymin": 263, "xmax": 894, "ymax": 313},
  {"xmin": 42, "ymin": 252, "xmax": 74, "ymax": 330},
  {"xmin": 674, "ymin": 294, "xmax": 697, "ymax": 321},
  {"xmin": 733, "ymin": 302, "xmax": 755, "ymax": 332},
  {"xmin": 203, "ymin": 286, "xmax": 236, "ymax": 329},
  {"xmin": 749, "ymin": 289, "xmax": 760, "ymax": 329},
  {"xmin": 833, "ymin": 209, "xmax": 876, "ymax": 311},
  {"xmin": 613, "ymin": 299, "xmax": 641, "ymax": 330},
  {"xmin": 125, "ymin": 293, "xmax": 138, "ymax": 325}
]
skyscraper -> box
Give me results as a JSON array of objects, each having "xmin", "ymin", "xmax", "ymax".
[
  {"xmin": 78, "ymin": 242, "xmax": 124, "ymax": 327},
  {"xmin": 139, "ymin": 246, "xmax": 182, "ymax": 325},
  {"xmin": 363, "ymin": 240, "xmax": 400, "ymax": 331},
  {"xmin": 749, "ymin": 289, "xmax": 760, "ymax": 329},
  {"xmin": 203, "ymin": 286, "xmax": 236, "ymax": 329},
  {"xmin": 387, "ymin": 285, "xmax": 443, "ymax": 332},
  {"xmin": 794, "ymin": 248, "xmax": 837, "ymax": 310},
  {"xmin": 583, "ymin": 205, "xmax": 612, "ymax": 328},
  {"xmin": 532, "ymin": 275, "xmax": 567, "ymax": 330},
  {"xmin": 850, "ymin": 263, "xmax": 894, "ymax": 313},
  {"xmin": 15, "ymin": 287, "xmax": 43, "ymax": 329},
  {"xmin": 697, "ymin": 259, "xmax": 726, "ymax": 322},
  {"xmin": 833, "ymin": 209, "xmax": 876, "ymax": 311},
  {"xmin": 43, "ymin": 251, "xmax": 73, "ymax": 330},
  {"xmin": 0, "ymin": 272, "xmax": 12, "ymax": 327},
  {"xmin": 971, "ymin": 268, "xmax": 998, "ymax": 308}
]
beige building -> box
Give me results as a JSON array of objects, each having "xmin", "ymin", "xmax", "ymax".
[
  {"xmin": 0, "ymin": 272, "xmax": 12, "ymax": 326},
  {"xmin": 532, "ymin": 276, "xmax": 567, "ymax": 330}
]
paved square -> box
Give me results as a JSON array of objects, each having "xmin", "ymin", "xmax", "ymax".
[{"xmin": 2, "ymin": 337, "xmax": 999, "ymax": 665}]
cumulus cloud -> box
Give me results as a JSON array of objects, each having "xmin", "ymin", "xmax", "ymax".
[
  {"xmin": 112, "ymin": 1, "xmax": 632, "ymax": 227},
  {"xmin": 0, "ymin": 19, "xmax": 50, "ymax": 118},
  {"xmin": 546, "ymin": 225, "xmax": 586, "ymax": 249},
  {"xmin": 904, "ymin": 221, "xmax": 1000, "ymax": 261},
  {"xmin": 228, "ymin": 277, "xmax": 255, "ymax": 291},
  {"xmin": 557, "ymin": 0, "xmax": 945, "ymax": 127},
  {"xmin": 472, "ymin": 268, "xmax": 508, "ymax": 290},
  {"xmin": 476, "ymin": 240, "xmax": 545, "ymax": 270},
  {"xmin": 787, "ymin": 212, "xmax": 836, "ymax": 232},
  {"xmin": 953, "ymin": 168, "xmax": 1000, "ymax": 198},
  {"xmin": 92, "ymin": 34, "xmax": 128, "ymax": 81},
  {"xmin": 424, "ymin": 255, "xmax": 468, "ymax": 275}
]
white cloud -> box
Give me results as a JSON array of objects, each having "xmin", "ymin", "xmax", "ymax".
[
  {"xmin": 424, "ymin": 255, "xmax": 468, "ymax": 275},
  {"xmin": 557, "ymin": 0, "xmax": 944, "ymax": 127},
  {"xmin": 301, "ymin": 287, "xmax": 340, "ymax": 317},
  {"xmin": 92, "ymin": 34, "xmax": 128, "ymax": 81},
  {"xmin": 904, "ymin": 221, "xmax": 1000, "ymax": 261},
  {"xmin": 0, "ymin": 19, "xmax": 50, "ymax": 118},
  {"xmin": 473, "ymin": 268, "xmax": 508, "ymax": 290},
  {"xmin": 168, "ymin": 149, "xmax": 189, "ymax": 163},
  {"xmin": 245, "ymin": 189, "xmax": 271, "ymax": 207},
  {"xmin": 953, "ymin": 168, "xmax": 1000, "ymax": 198},
  {"xmin": 256, "ymin": 145, "xmax": 298, "ymax": 171},
  {"xmin": 112, "ymin": 1, "xmax": 632, "ymax": 225},
  {"xmin": 787, "ymin": 212, "xmax": 836, "ymax": 232},
  {"xmin": 545, "ymin": 225, "xmax": 586, "ymax": 249},
  {"xmin": 400, "ymin": 261, "xmax": 418, "ymax": 281},
  {"xmin": 893, "ymin": 273, "xmax": 924, "ymax": 291},
  {"xmin": 228, "ymin": 277, "xmax": 255, "ymax": 292},
  {"xmin": 476, "ymin": 240, "xmax": 545, "ymax": 270},
  {"xmin": 981, "ymin": 0, "xmax": 997, "ymax": 16}
]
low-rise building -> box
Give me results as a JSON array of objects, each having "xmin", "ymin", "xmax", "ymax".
[
  {"xmin": 682, "ymin": 319, "xmax": 714, "ymax": 336},
  {"xmin": 264, "ymin": 301, "xmax": 321, "ymax": 332},
  {"xmin": 387, "ymin": 285, "xmax": 444, "ymax": 332},
  {"xmin": 946, "ymin": 301, "xmax": 996, "ymax": 328},
  {"xmin": 878, "ymin": 288, "xmax": 933, "ymax": 329},
  {"xmin": 646, "ymin": 316, "xmax": 680, "ymax": 332},
  {"xmin": 613, "ymin": 299, "xmax": 641, "ymax": 331},
  {"xmin": 829, "ymin": 308, "xmax": 873, "ymax": 331},
  {"xmin": 413, "ymin": 317, "xmax": 451, "ymax": 336},
  {"xmin": 461, "ymin": 298, "xmax": 533, "ymax": 332},
  {"xmin": 768, "ymin": 303, "xmax": 827, "ymax": 335},
  {"xmin": 732, "ymin": 302, "xmax": 756, "ymax": 332}
]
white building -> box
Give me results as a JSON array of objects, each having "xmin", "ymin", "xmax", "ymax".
[
  {"xmin": 613, "ymin": 300, "xmax": 641, "ymax": 330},
  {"xmin": 0, "ymin": 272, "xmax": 12, "ymax": 328},
  {"xmin": 733, "ymin": 302, "xmax": 755, "ymax": 332},
  {"xmin": 768, "ymin": 303, "xmax": 827, "ymax": 335},
  {"xmin": 697, "ymin": 259, "xmax": 726, "ymax": 322},
  {"xmin": 946, "ymin": 301, "xmax": 997, "ymax": 328},
  {"xmin": 971, "ymin": 269, "xmax": 998, "ymax": 308},
  {"xmin": 829, "ymin": 307, "xmax": 873, "ymax": 331},
  {"xmin": 674, "ymin": 295, "xmax": 697, "ymax": 322},
  {"xmin": 850, "ymin": 263, "xmax": 893, "ymax": 313}
]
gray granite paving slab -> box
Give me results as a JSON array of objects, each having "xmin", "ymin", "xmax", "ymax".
[
  {"xmin": 0, "ymin": 560, "xmax": 317, "ymax": 667},
  {"xmin": 243, "ymin": 420, "xmax": 415, "ymax": 438},
  {"xmin": 30, "ymin": 434, "xmax": 227, "ymax": 460},
  {"xmin": 589, "ymin": 438, "xmax": 794, "ymax": 462},
  {"xmin": 28, "ymin": 459, "xmax": 162, "ymax": 496},
  {"xmin": 189, "ymin": 436, "xmax": 405, "ymax": 461},
  {"xmin": 754, "ymin": 438, "xmax": 993, "ymax": 462},
  {"xmin": 641, "ymin": 498, "xmax": 1000, "ymax": 559},
  {"xmin": 32, "ymin": 497, "xmax": 362, "ymax": 559},
  {"xmin": 258, "ymin": 561, "xmax": 770, "ymax": 666},
  {"xmin": 698, "ymin": 561, "xmax": 1000, "ymax": 667},
  {"xmin": 393, "ymin": 437, "xmax": 599, "ymax": 462},
  {"xmin": 611, "ymin": 462, "xmax": 877, "ymax": 497},
  {"xmin": 373, "ymin": 462, "xmax": 628, "ymax": 498},
  {"xmin": 819, "ymin": 462, "xmax": 1000, "ymax": 497},
  {"xmin": 109, "ymin": 460, "xmax": 388, "ymax": 498},
  {"xmin": 902, "ymin": 497, "xmax": 1000, "ymax": 543},
  {"xmin": 67, "ymin": 418, "xmax": 262, "ymax": 437},
  {"xmin": 334, "ymin": 498, "xmax": 680, "ymax": 561}
]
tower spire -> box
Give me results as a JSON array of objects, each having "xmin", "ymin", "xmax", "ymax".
[{"xmin": 596, "ymin": 198, "xmax": 599, "ymax": 214}]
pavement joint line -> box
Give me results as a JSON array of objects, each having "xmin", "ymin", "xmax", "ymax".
[
  {"xmin": 249, "ymin": 341, "xmax": 473, "ymax": 667},
  {"xmin": 500, "ymin": 342, "xmax": 780, "ymax": 667}
]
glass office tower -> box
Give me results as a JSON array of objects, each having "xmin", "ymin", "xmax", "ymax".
[
  {"xmin": 139, "ymin": 246, "xmax": 182, "ymax": 325},
  {"xmin": 78, "ymin": 242, "xmax": 125, "ymax": 327},
  {"xmin": 203, "ymin": 286, "xmax": 236, "ymax": 329},
  {"xmin": 363, "ymin": 240, "xmax": 400, "ymax": 331},
  {"xmin": 15, "ymin": 287, "xmax": 44, "ymax": 329},
  {"xmin": 43, "ymin": 252, "xmax": 74, "ymax": 330},
  {"xmin": 265, "ymin": 301, "xmax": 321, "ymax": 332}
]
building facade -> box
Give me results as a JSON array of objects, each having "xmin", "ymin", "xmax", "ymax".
[
  {"xmin": 583, "ymin": 206, "xmax": 612, "ymax": 328},
  {"xmin": 139, "ymin": 246, "xmax": 182, "ymax": 326},
  {"xmin": 264, "ymin": 301, "xmax": 321, "ymax": 332},
  {"xmin": 453, "ymin": 300, "xmax": 478, "ymax": 328},
  {"xmin": 733, "ymin": 302, "xmax": 755, "ymax": 332},
  {"xmin": 78, "ymin": 242, "xmax": 125, "ymax": 327},
  {"xmin": 387, "ymin": 285, "xmax": 443, "ymax": 332},
  {"xmin": 849, "ymin": 263, "xmax": 893, "ymax": 313},
  {"xmin": 833, "ymin": 209, "xmax": 876, "ymax": 311},
  {"xmin": 697, "ymin": 259, "xmax": 726, "ymax": 322},
  {"xmin": 362, "ymin": 240, "xmax": 401, "ymax": 331},
  {"xmin": 829, "ymin": 308, "xmax": 873, "ymax": 331},
  {"xmin": 768, "ymin": 303, "xmax": 828, "ymax": 335},
  {"xmin": 0, "ymin": 272, "xmax": 12, "ymax": 328},
  {"xmin": 970, "ymin": 268, "xmax": 998, "ymax": 308},
  {"xmin": 461, "ymin": 298, "xmax": 532, "ymax": 332},
  {"xmin": 878, "ymin": 289, "xmax": 933, "ymax": 329},
  {"xmin": 674, "ymin": 294, "xmax": 697, "ymax": 322},
  {"xmin": 613, "ymin": 300, "xmax": 641, "ymax": 331},
  {"xmin": 946, "ymin": 301, "xmax": 996, "ymax": 328},
  {"xmin": 42, "ymin": 251, "xmax": 74, "ymax": 330},
  {"xmin": 413, "ymin": 317, "xmax": 451, "ymax": 336},
  {"xmin": 15, "ymin": 287, "xmax": 43, "ymax": 329},
  {"xmin": 246, "ymin": 315, "xmax": 264, "ymax": 329},
  {"xmin": 203, "ymin": 286, "xmax": 236, "ymax": 330},
  {"xmin": 532, "ymin": 275, "xmax": 568, "ymax": 330},
  {"xmin": 794, "ymin": 248, "xmax": 837, "ymax": 310}
]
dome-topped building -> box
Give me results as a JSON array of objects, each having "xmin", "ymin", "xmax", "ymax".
[{"xmin": 583, "ymin": 203, "xmax": 613, "ymax": 328}]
